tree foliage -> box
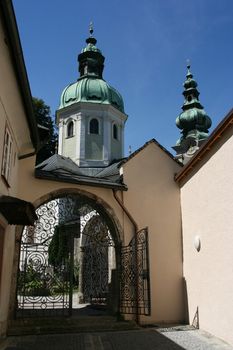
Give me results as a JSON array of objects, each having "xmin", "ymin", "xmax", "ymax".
[
  {"xmin": 33, "ymin": 97, "xmax": 57, "ymax": 164},
  {"xmin": 48, "ymin": 226, "xmax": 70, "ymax": 269}
]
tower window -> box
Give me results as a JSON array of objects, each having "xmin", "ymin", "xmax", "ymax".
[
  {"xmin": 67, "ymin": 121, "xmax": 74, "ymax": 137},
  {"xmin": 113, "ymin": 124, "xmax": 118, "ymax": 140},
  {"xmin": 90, "ymin": 118, "xmax": 99, "ymax": 134}
]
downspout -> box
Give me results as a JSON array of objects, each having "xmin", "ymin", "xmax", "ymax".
[
  {"xmin": 112, "ymin": 189, "xmax": 140, "ymax": 324},
  {"xmin": 113, "ymin": 189, "xmax": 138, "ymax": 231}
]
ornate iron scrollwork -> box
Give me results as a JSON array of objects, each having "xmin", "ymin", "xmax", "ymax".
[
  {"xmin": 17, "ymin": 195, "xmax": 115, "ymax": 317},
  {"xmin": 17, "ymin": 196, "xmax": 151, "ymax": 318},
  {"xmin": 120, "ymin": 228, "xmax": 151, "ymax": 316}
]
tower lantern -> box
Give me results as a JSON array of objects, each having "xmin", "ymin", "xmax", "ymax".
[{"xmin": 173, "ymin": 64, "xmax": 212, "ymax": 164}]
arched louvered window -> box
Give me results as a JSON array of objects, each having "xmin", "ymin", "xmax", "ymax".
[
  {"xmin": 90, "ymin": 118, "xmax": 99, "ymax": 134},
  {"xmin": 67, "ymin": 121, "xmax": 74, "ymax": 137},
  {"xmin": 113, "ymin": 124, "xmax": 118, "ymax": 140}
]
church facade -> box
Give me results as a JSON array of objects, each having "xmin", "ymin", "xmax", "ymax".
[{"xmin": 0, "ymin": 2, "xmax": 233, "ymax": 347}]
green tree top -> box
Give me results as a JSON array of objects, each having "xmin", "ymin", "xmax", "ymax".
[{"xmin": 33, "ymin": 97, "xmax": 58, "ymax": 165}]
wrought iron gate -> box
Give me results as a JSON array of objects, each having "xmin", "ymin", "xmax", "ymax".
[
  {"xmin": 17, "ymin": 196, "xmax": 115, "ymax": 317},
  {"xmin": 120, "ymin": 228, "xmax": 151, "ymax": 316},
  {"xmin": 81, "ymin": 215, "xmax": 113, "ymax": 304},
  {"xmin": 17, "ymin": 196, "xmax": 151, "ymax": 318}
]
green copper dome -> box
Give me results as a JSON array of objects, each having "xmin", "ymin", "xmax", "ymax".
[
  {"xmin": 58, "ymin": 25, "xmax": 124, "ymax": 113},
  {"xmin": 176, "ymin": 65, "xmax": 212, "ymax": 146},
  {"xmin": 59, "ymin": 77, "xmax": 124, "ymax": 112}
]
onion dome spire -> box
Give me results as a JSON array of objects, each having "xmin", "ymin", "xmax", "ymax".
[
  {"xmin": 78, "ymin": 22, "xmax": 105, "ymax": 79},
  {"xmin": 173, "ymin": 63, "xmax": 212, "ymax": 163},
  {"xmin": 59, "ymin": 24, "xmax": 124, "ymax": 113}
]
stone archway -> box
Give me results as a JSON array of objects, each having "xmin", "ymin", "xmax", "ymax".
[{"xmin": 12, "ymin": 188, "xmax": 123, "ymax": 319}]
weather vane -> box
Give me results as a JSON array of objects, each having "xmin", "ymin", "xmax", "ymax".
[{"xmin": 186, "ymin": 58, "xmax": 191, "ymax": 69}]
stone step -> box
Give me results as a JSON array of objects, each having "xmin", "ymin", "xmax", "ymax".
[{"xmin": 8, "ymin": 316, "xmax": 139, "ymax": 336}]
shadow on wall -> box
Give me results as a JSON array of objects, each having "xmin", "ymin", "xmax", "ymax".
[
  {"xmin": 183, "ymin": 277, "xmax": 189, "ymax": 324},
  {"xmin": 183, "ymin": 277, "xmax": 199, "ymax": 328}
]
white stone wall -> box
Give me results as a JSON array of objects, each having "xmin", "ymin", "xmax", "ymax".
[{"xmin": 57, "ymin": 103, "xmax": 127, "ymax": 167}]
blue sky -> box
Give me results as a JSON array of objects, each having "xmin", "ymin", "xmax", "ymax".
[{"xmin": 13, "ymin": 0, "xmax": 233, "ymax": 155}]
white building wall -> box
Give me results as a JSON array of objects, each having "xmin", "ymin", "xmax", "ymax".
[
  {"xmin": 58, "ymin": 120, "xmax": 63, "ymax": 155},
  {"xmin": 75, "ymin": 113, "xmax": 81, "ymax": 162},
  {"xmin": 180, "ymin": 126, "xmax": 233, "ymax": 346},
  {"xmin": 56, "ymin": 103, "xmax": 127, "ymax": 167}
]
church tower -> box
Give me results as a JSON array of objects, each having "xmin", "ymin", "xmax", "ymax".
[
  {"xmin": 56, "ymin": 25, "xmax": 127, "ymax": 168},
  {"xmin": 173, "ymin": 64, "xmax": 212, "ymax": 164}
]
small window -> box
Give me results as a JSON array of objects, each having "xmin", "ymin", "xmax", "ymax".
[
  {"xmin": 1, "ymin": 127, "xmax": 13, "ymax": 184},
  {"xmin": 113, "ymin": 124, "xmax": 118, "ymax": 140},
  {"xmin": 90, "ymin": 118, "xmax": 99, "ymax": 134},
  {"xmin": 67, "ymin": 121, "xmax": 74, "ymax": 137}
]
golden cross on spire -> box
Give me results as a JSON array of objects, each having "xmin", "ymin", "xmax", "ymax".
[
  {"xmin": 186, "ymin": 58, "xmax": 191, "ymax": 69},
  {"xmin": 89, "ymin": 21, "xmax": 94, "ymax": 37}
]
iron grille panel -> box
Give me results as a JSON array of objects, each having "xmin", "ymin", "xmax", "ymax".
[
  {"xmin": 17, "ymin": 196, "xmax": 115, "ymax": 318},
  {"xmin": 17, "ymin": 195, "xmax": 150, "ymax": 318},
  {"xmin": 120, "ymin": 228, "xmax": 151, "ymax": 316}
]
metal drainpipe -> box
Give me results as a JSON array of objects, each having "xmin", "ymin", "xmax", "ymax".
[{"xmin": 112, "ymin": 189, "xmax": 140, "ymax": 324}]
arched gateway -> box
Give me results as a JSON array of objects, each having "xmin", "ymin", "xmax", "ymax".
[
  {"xmin": 13, "ymin": 27, "xmax": 151, "ymax": 321},
  {"xmin": 16, "ymin": 192, "xmax": 122, "ymax": 317},
  {"xmin": 15, "ymin": 190, "xmax": 150, "ymax": 319}
]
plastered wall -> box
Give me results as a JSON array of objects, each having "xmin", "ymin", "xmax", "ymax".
[
  {"xmin": 180, "ymin": 126, "xmax": 233, "ymax": 345},
  {"xmin": 0, "ymin": 16, "xmax": 35, "ymax": 335},
  {"xmin": 122, "ymin": 142, "xmax": 184, "ymax": 324}
]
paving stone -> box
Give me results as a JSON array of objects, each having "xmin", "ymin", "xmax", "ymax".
[
  {"xmin": 164, "ymin": 331, "xmax": 215, "ymax": 349},
  {"xmin": 1, "ymin": 329, "xmax": 233, "ymax": 350},
  {"xmin": 162, "ymin": 330, "xmax": 233, "ymax": 350}
]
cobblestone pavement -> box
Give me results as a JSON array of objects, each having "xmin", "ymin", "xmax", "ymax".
[{"xmin": 1, "ymin": 328, "xmax": 233, "ymax": 350}]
